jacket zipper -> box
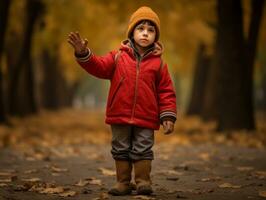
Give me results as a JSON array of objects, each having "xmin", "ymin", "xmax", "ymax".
[
  {"xmin": 130, "ymin": 58, "xmax": 141, "ymax": 121},
  {"xmin": 130, "ymin": 50, "xmax": 154, "ymax": 121}
]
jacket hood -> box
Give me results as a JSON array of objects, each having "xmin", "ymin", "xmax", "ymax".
[{"xmin": 119, "ymin": 39, "xmax": 163, "ymax": 56}]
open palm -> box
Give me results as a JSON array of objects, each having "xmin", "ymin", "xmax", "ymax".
[{"xmin": 67, "ymin": 31, "xmax": 88, "ymax": 55}]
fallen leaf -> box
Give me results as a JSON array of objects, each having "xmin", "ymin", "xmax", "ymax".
[
  {"xmin": 259, "ymin": 191, "xmax": 266, "ymax": 198},
  {"xmin": 85, "ymin": 177, "xmax": 103, "ymax": 185},
  {"xmin": 0, "ymin": 178, "xmax": 12, "ymax": 183},
  {"xmin": 89, "ymin": 179, "xmax": 102, "ymax": 185},
  {"xmin": 0, "ymin": 172, "xmax": 13, "ymax": 176},
  {"xmin": 24, "ymin": 169, "xmax": 38, "ymax": 174},
  {"xmin": 40, "ymin": 186, "xmax": 65, "ymax": 194},
  {"xmin": 59, "ymin": 190, "xmax": 76, "ymax": 197},
  {"xmin": 252, "ymin": 171, "xmax": 266, "ymax": 180},
  {"xmin": 219, "ymin": 183, "xmax": 241, "ymax": 189},
  {"xmin": 51, "ymin": 166, "xmax": 68, "ymax": 172},
  {"xmin": 75, "ymin": 179, "xmax": 89, "ymax": 187},
  {"xmin": 156, "ymin": 170, "xmax": 183, "ymax": 176},
  {"xmin": 199, "ymin": 177, "xmax": 222, "ymax": 182},
  {"xmin": 236, "ymin": 166, "xmax": 254, "ymax": 171},
  {"xmin": 198, "ymin": 153, "xmax": 210, "ymax": 161},
  {"xmin": 21, "ymin": 177, "xmax": 41, "ymax": 182},
  {"xmin": 98, "ymin": 168, "xmax": 116, "ymax": 176}
]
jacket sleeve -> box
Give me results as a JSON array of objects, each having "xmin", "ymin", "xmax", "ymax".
[
  {"xmin": 157, "ymin": 63, "xmax": 177, "ymax": 124},
  {"xmin": 75, "ymin": 48, "xmax": 116, "ymax": 80}
]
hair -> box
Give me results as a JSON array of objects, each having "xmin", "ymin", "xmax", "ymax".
[{"xmin": 129, "ymin": 20, "xmax": 157, "ymax": 39}]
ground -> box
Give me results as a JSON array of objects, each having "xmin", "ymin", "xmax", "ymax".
[{"xmin": 0, "ymin": 109, "xmax": 266, "ymax": 200}]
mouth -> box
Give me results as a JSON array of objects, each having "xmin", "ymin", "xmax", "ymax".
[{"xmin": 140, "ymin": 39, "xmax": 149, "ymax": 42}]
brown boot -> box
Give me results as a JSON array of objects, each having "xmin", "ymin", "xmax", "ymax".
[
  {"xmin": 108, "ymin": 160, "xmax": 132, "ymax": 196},
  {"xmin": 134, "ymin": 160, "xmax": 153, "ymax": 195}
]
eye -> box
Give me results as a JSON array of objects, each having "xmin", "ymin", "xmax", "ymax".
[
  {"xmin": 137, "ymin": 26, "xmax": 144, "ymax": 31},
  {"xmin": 148, "ymin": 28, "xmax": 155, "ymax": 32}
]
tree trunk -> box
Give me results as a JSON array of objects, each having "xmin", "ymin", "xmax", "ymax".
[
  {"xmin": 8, "ymin": 0, "xmax": 44, "ymax": 116},
  {"xmin": 187, "ymin": 42, "xmax": 211, "ymax": 116},
  {"xmin": 0, "ymin": 0, "xmax": 11, "ymax": 123},
  {"xmin": 203, "ymin": 0, "xmax": 247, "ymax": 130},
  {"xmin": 40, "ymin": 48, "xmax": 75, "ymax": 109},
  {"xmin": 242, "ymin": 0, "xmax": 265, "ymax": 129}
]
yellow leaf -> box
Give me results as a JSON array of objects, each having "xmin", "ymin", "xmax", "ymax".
[
  {"xmin": 59, "ymin": 190, "xmax": 76, "ymax": 197},
  {"xmin": 51, "ymin": 166, "xmax": 68, "ymax": 172},
  {"xmin": 98, "ymin": 168, "xmax": 116, "ymax": 176},
  {"xmin": 40, "ymin": 186, "xmax": 65, "ymax": 194},
  {"xmin": 21, "ymin": 177, "xmax": 41, "ymax": 182},
  {"xmin": 0, "ymin": 178, "xmax": 12, "ymax": 183},
  {"xmin": 219, "ymin": 183, "xmax": 241, "ymax": 189},
  {"xmin": 75, "ymin": 179, "xmax": 89, "ymax": 187},
  {"xmin": 259, "ymin": 191, "xmax": 266, "ymax": 198}
]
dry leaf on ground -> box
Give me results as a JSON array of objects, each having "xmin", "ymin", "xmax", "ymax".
[
  {"xmin": 39, "ymin": 186, "xmax": 65, "ymax": 194},
  {"xmin": 200, "ymin": 176, "xmax": 222, "ymax": 182},
  {"xmin": 219, "ymin": 182, "xmax": 241, "ymax": 189},
  {"xmin": 259, "ymin": 191, "xmax": 266, "ymax": 198},
  {"xmin": 85, "ymin": 177, "xmax": 102, "ymax": 185},
  {"xmin": 51, "ymin": 166, "xmax": 68, "ymax": 172},
  {"xmin": 21, "ymin": 177, "xmax": 41, "ymax": 182},
  {"xmin": 236, "ymin": 166, "xmax": 254, "ymax": 171},
  {"xmin": 59, "ymin": 190, "xmax": 76, "ymax": 197},
  {"xmin": 74, "ymin": 179, "xmax": 89, "ymax": 187},
  {"xmin": 98, "ymin": 167, "xmax": 116, "ymax": 176},
  {"xmin": 0, "ymin": 172, "xmax": 14, "ymax": 176}
]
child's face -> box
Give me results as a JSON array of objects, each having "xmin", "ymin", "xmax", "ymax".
[{"xmin": 133, "ymin": 21, "xmax": 156, "ymax": 48}]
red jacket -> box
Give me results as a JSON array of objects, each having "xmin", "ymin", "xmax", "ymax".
[{"xmin": 76, "ymin": 40, "xmax": 177, "ymax": 130}]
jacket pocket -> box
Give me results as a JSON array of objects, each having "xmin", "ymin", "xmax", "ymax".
[{"xmin": 109, "ymin": 76, "xmax": 125, "ymax": 109}]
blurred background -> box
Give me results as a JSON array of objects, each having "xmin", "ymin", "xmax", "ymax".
[{"xmin": 0, "ymin": 0, "xmax": 266, "ymax": 148}]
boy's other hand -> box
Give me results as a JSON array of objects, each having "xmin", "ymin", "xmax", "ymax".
[
  {"xmin": 162, "ymin": 120, "xmax": 174, "ymax": 135},
  {"xmin": 67, "ymin": 31, "xmax": 88, "ymax": 56}
]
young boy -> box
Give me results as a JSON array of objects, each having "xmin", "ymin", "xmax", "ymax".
[{"xmin": 68, "ymin": 6, "xmax": 177, "ymax": 196}]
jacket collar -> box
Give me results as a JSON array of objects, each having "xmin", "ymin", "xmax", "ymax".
[{"xmin": 120, "ymin": 39, "xmax": 163, "ymax": 59}]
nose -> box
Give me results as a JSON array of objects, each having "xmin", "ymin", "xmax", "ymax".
[{"xmin": 142, "ymin": 29, "xmax": 148, "ymax": 36}]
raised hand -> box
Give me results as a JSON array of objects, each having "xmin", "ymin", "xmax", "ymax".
[
  {"xmin": 163, "ymin": 120, "xmax": 174, "ymax": 135},
  {"xmin": 67, "ymin": 31, "xmax": 88, "ymax": 56}
]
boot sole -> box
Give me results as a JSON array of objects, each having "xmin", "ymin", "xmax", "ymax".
[
  {"xmin": 137, "ymin": 186, "xmax": 153, "ymax": 195},
  {"xmin": 108, "ymin": 189, "xmax": 132, "ymax": 196}
]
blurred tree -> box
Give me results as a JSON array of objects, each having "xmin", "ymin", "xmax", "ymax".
[
  {"xmin": 187, "ymin": 42, "xmax": 211, "ymax": 115},
  {"xmin": 7, "ymin": 0, "xmax": 44, "ymax": 116},
  {"xmin": 202, "ymin": 0, "xmax": 265, "ymax": 131},
  {"xmin": 0, "ymin": 0, "xmax": 11, "ymax": 123}
]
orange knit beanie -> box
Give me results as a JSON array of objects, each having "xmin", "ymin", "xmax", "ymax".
[{"xmin": 127, "ymin": 6, "xmax": 160, "ymax": 42}]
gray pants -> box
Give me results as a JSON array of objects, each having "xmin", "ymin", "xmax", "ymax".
[{"xmin": 111, "ymin": 125, "xmax": 154, "ymax": 161}]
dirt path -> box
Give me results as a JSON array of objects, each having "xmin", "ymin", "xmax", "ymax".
[{"xmin": 1, "ymin": 143, "xmax": 266, "ymax": 200}]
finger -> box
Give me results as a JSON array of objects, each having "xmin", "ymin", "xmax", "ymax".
[
  {"xmin": 162, "ymin": 121, "xmax": 167, "ymax": 129},
  {"xmin": 84, "ymin": 39, "xmax": 88, "ymax": 47},
  {"xmin": 71, "ymin": 32, "xmax": 79, "ymax": 41},
  {"xmin": 166, "ymin": 121, "xmax": 171, "ymax": 132},
  {"xmin": 67, "ymin": 39, "xmax": 75, "ymax": 48},
  {"xmin": 76, "ymin": 31, "xmax": 82, "ymax": 40},
  {"xmin": 68, "ymin": 33, "xmax": 76, "ymax": 42}
]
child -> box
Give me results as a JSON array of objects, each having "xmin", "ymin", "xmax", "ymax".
[{"xmin": 68, "ymin": 6, "xmax": 177, "ymax": 196}]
